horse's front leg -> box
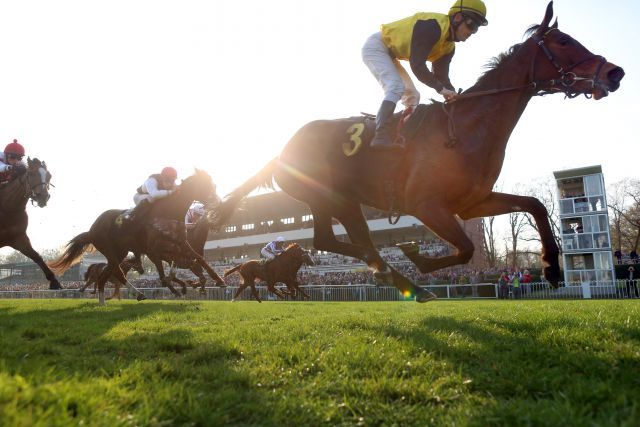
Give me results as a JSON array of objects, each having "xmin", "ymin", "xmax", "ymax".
[
  {"xmin": 458, "ymin": 192, "xmax": 560, "ymax": 287},
  {"xmin": 179, "ymin": 242, "xmax": 225, "ymax": 286},
  {"xmin": 190, "ymin": 263, "xmax": 209, "ymax": 293},
  {"xmin": 11, "ymin": 235, "xmax": 61, "ymax": 290},
  {"xmin": 168, "ymin": 262, "xmax": 188, "ymax": 295},
  {"xmin": 149, "ymin": 257, "xmax": 181, "ymax": 297}
]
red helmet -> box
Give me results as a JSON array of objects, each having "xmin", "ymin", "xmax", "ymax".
[
  {"xmin": 161, "ymin": 166, "xmax": 178, "ymax": 180},
  {"xmin": 4, "ymin": 139, "xmax": 25, "ymax": 156}
]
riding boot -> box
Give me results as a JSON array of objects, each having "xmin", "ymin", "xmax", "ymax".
[{"xmin": 370, "ymin": 100, "xmax": 402, "ymax": 150}]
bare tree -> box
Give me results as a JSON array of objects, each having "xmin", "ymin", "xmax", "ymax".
[
  {"xmin": 608, "ymin": 178, "xmax": 640, "ymax": 254},
  {"xmin": 507, "ymin": 210, "xmax": 529, "ymax": 268},
  {"xmin": 607, "ymin": 178, "xmax": 630, "ymax": 252},
  {"xmin": 519, "ymin": 177, "xmax": 563, "ymax": 254}
]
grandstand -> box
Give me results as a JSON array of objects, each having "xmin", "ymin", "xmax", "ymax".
[{"xmin": 203, "ymin": 191, "xmax": 486, "ymax": 267}]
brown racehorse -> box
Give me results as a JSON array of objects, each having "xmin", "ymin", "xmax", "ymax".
[
  {"xmin": 79, "ymin": 256, "xmax": 143, "ymax": 298},
  {"xmin": 49, "ymin": 169, "xmax": 220, "ymax": 305},
  {"xmin": 212, "ymin": 2, "xmax": 624, "ymax": 302},
  {"xmin": 0, "ymin": 158, "xmax": 61, "ymax": 290},
  {"xmin": 224, "ymin": 243, "xmax": 314, "ymax": 302}
]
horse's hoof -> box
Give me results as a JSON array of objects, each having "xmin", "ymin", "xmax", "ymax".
[
  {"xmin": 415, "ymin": 289, "xmax": 437, "ymax": 303},
  {"xmin": 396, "ymin": 241, "xmax": 420, "ymax": 255},
  {"xmin": 544, "ymin": 266, "xmax": 561, "ymax": 287},
  {"xmin": 137, "ymin": 293, "xmax": 147, "ymax": 301}
]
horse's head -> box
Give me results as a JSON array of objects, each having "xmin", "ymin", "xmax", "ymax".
[
  {"xmin": 177, "ymin": 169, "xmax": 221, "ymax": 207},
  {"xmin": 26, "ymin": 157, "xmax": 52, "ymax": 207},
  {"xmin": 284, "ymin": 243, "xmax": 315, "ymax": 266},
  {"xmin": 529, "ymin": 2, "xmax": 624, "ymax": 100}
]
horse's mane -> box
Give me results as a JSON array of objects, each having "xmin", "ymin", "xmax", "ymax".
[{"xmin": 472, "ymin": 25, "xmax": 541, "ymax": 89}]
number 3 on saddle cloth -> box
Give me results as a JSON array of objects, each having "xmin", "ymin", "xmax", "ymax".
[{"xmin": 334, "ymin": 105, "xmax": 429, "ymax": 222}]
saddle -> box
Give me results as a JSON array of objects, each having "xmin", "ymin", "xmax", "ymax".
[{"xmin": 337, "ymin": 104, "xmax": 431, "ymax": 222}]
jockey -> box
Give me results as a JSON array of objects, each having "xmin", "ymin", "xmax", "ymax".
[
  {"xmin": 0, "ymin": 139, "xmax": 27, "ymax": 184},
  {"xmin": 362, "ymin": 0, "xmax": 488, "ymax": 149},
  {"xmin": 261, "ymin": 236, "xmax": 286, "ymax": 261},
  {"xmin": 185, "ymin": 201, "xmax": 205, "ymax": 229},
  {"xmin": 126, "ymin": 166, "xmax": 178, "ymax": 223}
]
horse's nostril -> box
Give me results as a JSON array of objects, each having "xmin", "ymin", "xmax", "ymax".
[{"xmin": 608, "ymin": 66, "xmax": 625, "ymax": 83}]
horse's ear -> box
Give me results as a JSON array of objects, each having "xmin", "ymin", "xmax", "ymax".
[
  {"xmin": 551, "ymin": 18, "xmax": 558, "ymax": 29},
  {"xmin": 537, "ymin": 1, "xmax": 554, "ymax": 34}
]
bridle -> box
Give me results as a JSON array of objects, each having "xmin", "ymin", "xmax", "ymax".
[
  {"xmin": 25, "ymin": 165, "xmax": 51, "ymax": 204},
  {"xmin": 531, "ymin": 28, "xmax": 608, "ymax": 99},
  {"xmin": 443, "ymin": 27, "xmax": 608, "ymax": 146}
]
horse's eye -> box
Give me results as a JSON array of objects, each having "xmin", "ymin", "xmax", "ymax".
[{"xmin": 558, "ymin": 38, "xmax": 570, "ymax": 46}]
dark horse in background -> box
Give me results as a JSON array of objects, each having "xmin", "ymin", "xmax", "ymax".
[
  {"xmin": 170, "ymin": 213, "xmax": 226, "ymax": 293},
  {"xmin": 142, "ymin": 212, "xmax": 226, "ymax": 295},
  {"xmin": 78, "ymin": 256, "xmax": 142, "ymax": 297},
  {"xmin": 224, "ymin": 243, "xmax": 314, "ymax": 302},
  {"xmin": 49, "ymin": 169, "xmax": 222, "ymax": 305},
  {"xmin": 212, "ymin": 2, "xmax": 624, "ymax": 302},
  {"xmin": 0, "ymin": 158, "xmax": 60, "ymax": 290}
]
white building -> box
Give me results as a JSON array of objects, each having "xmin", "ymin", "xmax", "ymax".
[{"xmin": 554, "ymin": 165, "xmax": 614, "ymax": 286}]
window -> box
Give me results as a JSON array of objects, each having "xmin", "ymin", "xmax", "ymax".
[
  {"xmin": 584, "ymin": 174, "xmax": 602, "ymax": 196},
  {"xmin": 302, "ymin": 214, "xmax": 313, "ymax": 222},
  {"xmin": 281, "ymin": 217, "xmax": 294, "ymax": 225},
  {"xmin": 225, "ymin": 226, "xmax": 236, "ymax": 233},
  {"xmin": 260, "ymin": 220, "xmax": 274, "ymax": 227},
  {"xmin": 242, "ymin": 224, "xmax": 254, "ymax": 230}
]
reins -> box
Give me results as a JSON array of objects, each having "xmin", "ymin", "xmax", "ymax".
[{"xmin": 442, "ymin": 27, "xmax": 607, "ymax": 147}]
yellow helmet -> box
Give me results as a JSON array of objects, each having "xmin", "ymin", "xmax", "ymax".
[{"xmin": 449, "ymin": 0, "xmax": 488, "ymax": 26}]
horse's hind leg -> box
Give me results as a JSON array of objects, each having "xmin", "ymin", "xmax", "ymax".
[
  {"xmin": 401, "ymin": 202, "xmax": 476, "ymax": 274},
  {"xmin": 267, "ymin": 281, "xmax": 286, "ymax": 299},
  {"xmin": 458, "ymin": 192, "xmax": 560, "ymax": 287}
]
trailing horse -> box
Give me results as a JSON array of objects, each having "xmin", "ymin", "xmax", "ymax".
[
  {"xmin": 0, "ymin": 158, "xmax": 60, "ymax": 290},
  {"xmin": 49, "ymin": 169, "xmax": 220, "ymax": 305},
  {"xmin": 224, "ymin": 243, "xmax": 314, "ymax": 302},
  {"xmin": 79, "ymin": 256, "xmax": 143, "ymax": 298},
  {"xmin": 211, "ymin": 2, "xmax": 624, "ymax": 302}
]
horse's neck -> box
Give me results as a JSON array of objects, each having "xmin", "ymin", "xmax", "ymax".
[
  {"xmin": 155, "ymin": 191, "xmax": 194, "ymax": 220},
  {"xmin": 189, "ymin": 220, "xmax": 209, "ymax": 249},
  {"xmin": 0, "ymin": 176, "xmax": 28, "ymax": 211}
]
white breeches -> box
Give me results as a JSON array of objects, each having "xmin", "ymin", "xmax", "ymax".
[{"xmin": 362, "ymin": 32, "xmax": 420, "ymax": 108}]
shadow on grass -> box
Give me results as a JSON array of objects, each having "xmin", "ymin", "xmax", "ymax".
[
  {"xmin": 0, "ymin": 301, "xmax": 275, "ymax": 426},
  {"xmin": 369, "ymin": 313, "xmax": 639, "ymax": 425}
]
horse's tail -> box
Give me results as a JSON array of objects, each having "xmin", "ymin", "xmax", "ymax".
[
  {"xmin": 224, "ymin": 264, "xmax": 243, "ymax": 278},
  {"xmin": 48, "ymin": 232, "xmax": 95, "ymax": 275},
  {"xmin": 210, "ymin": 157, "xmax": 278, "ymax": 228}
]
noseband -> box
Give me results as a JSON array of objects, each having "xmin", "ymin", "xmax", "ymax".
[{"xmin": 25, "ymin": 167, "xmax": 51, "ymax": 204}]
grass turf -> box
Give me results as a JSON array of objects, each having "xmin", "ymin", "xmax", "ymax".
[{"xmin": 0, "ymin": 299, "xmax": 638, "ymax": 426}]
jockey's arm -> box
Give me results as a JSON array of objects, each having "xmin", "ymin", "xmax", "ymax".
[
  {"xmin": 145, "ymin": 177, "xmax": 173, "ymax": 200},
  {"xmin": 409, "ymin": 19, "xmax": 452, "ymax": 92},
  {"xmin": 432, "ymin": 51, "xmax": 455, "ymax": 92}
]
